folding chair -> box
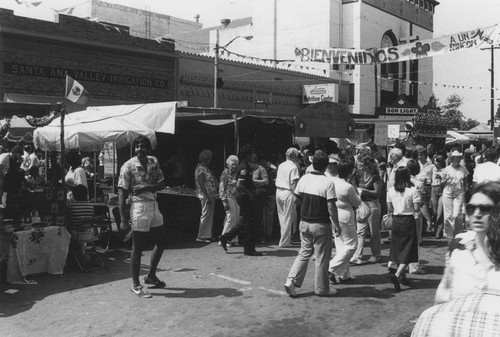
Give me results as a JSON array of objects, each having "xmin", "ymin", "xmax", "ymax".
[
  {"xmin": 68, "ymin": 216, "xmax": 104, "ymax": 272},
  {"xmin": 92, "ymin": 205, "xmax": 113, "ymax": 251}
]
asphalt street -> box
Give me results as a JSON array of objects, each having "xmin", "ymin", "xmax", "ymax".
[{"xmin": 1, "ymin": 235, "xmax": 448, "ymax": 337}]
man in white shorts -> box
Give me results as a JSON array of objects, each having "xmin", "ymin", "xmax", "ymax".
[{"xmin": 118, "ymin": 136, "xmax": 167, "ymax": 298}]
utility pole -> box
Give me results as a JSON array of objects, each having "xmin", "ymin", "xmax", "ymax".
[
  {"xmin": 481, "ymin": 45, "xmax": 500, "ymax": 146},
  {"xmin": 214, "ymin": 29, "xmax": 220, "ymax": 108}
]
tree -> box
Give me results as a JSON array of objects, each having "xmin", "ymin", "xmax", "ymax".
[
  {"xmin": 459, "ymin": 118, "xmax": 480, "ymax": 131},
  {"xmin": 440, "ymin": 93, "xmax": 480, "ymax": 130},
  {"xmin": 441, "ymin": 93, "xmax": 464, "ymax": 129}
]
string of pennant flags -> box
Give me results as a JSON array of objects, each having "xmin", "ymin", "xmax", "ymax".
[{"xmin": 81, "ymin": 16, "xmax": 500, "ymax": 91}]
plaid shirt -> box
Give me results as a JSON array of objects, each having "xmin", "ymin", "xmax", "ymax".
[
  {"xmin": 117, "ymin": 155, "xmax": 164, "ymax": 203},
  {"xmin": 412, "ymin": 271, "xmax": 500, "ymax": 337}
]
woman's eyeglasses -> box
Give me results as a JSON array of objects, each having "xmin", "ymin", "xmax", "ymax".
[{"xmin": 465, "ymin": 204, "xmax": 494, "ymax": 215}]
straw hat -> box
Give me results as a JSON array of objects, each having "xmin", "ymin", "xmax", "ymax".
[{"xmin": 451, "ymin": 150, "xmax": 462, "ymax": 157}]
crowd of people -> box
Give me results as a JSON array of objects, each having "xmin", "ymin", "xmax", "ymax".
[
  {"xmin": 189, "ymin": 139, "xmax": 500, "ymax": 335},
  {"xmin": 2, "ymin": 134, "xmax": 500, "ymax": 335}
]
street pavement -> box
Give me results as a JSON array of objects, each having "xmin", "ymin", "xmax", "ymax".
[{"xmin": 1, "ymin": 235, "xmax": 449, "ymax": 337}]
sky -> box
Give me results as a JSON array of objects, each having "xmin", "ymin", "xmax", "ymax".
[{"xmin": 2, "ymin": 0, "xmax": 500, "ymax": 123}]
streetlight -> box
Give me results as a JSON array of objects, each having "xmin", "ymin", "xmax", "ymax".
[
  {"xmin": 214, "ymin": 31, "xmax": 253, "ymax": 108},
  {"xmin": 481, "ymin": 45, "xmax": 500, "ymax": 146}
]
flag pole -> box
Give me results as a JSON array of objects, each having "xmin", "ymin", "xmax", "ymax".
[{"xmin": 58, "ymin": 101, "xmax": 66, "ymax": 185}]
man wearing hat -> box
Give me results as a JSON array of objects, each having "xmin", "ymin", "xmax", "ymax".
[
  {"xmin": 441, "ymin": 150, "xmax": 469, "ymax": 238},
  {"xmin": 276, "ymin": 147, "xmax": 301, "ymax": 247}
]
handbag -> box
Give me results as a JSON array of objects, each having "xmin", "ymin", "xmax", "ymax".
[
  {"xmin": 356, "ymin": 201, "xmax": 371, "ymax": 223},
  {"xmin": 381, "ymin": 214, "xmax": 393, "ymax": 230}
]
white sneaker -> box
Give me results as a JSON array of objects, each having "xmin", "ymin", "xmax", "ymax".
[
  {"xmin": 130, "ymin": 285, "xmax": 152, "ymax": 298},
  {"xmin": 284, "ymin": 281, "xmax": 297, "ymax": 298}
]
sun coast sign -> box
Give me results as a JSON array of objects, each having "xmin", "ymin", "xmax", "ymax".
[{"xmin": 295, "ymin": 24, "xmax": 500, "ymax": 65}]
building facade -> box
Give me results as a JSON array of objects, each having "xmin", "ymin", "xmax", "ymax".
[
  {"xmin": 56, "ymin": 0, "xmax": 202, "ymax": 39},
  {"xmin": 172, "ymin": 0, "xmax": 438, "ymax": 116},
  {"xmin": 0, "ymin": 8, "xmax": 342, "ymax": 116},
  {"xmin": 0, "ymin": 9, "xmax": 177, "ymax": 112}
]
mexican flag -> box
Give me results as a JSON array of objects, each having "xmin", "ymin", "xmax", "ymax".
[{"xmin": 65, "ymin": 75, "xmax": 89, "ymax": 105}]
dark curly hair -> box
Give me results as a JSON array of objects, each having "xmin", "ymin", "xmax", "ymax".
[
  {"xmin": 487, "ymin": 222, "xmax": 500, "ymax": 266},
  {"xmin": 359, "ymin": 154, "xmax": 378, "ymax": 175},
  {"xmin": 466, "ymin": 182, "xmax": 500, "ymax": 266},
  {"xmin": 132, "ymin": 136, "xmax": 152, "ymax": 152}
]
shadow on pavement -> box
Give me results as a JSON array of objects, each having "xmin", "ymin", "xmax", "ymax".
[
  {"xmin": 148, "ymin": 287, "xmax": 243, "ymax": 298},
  {"xmin": 336, "ymin": 286, "xmax": 396, "ymax": 299},
  {"xmin": 0, "ymin": 248, "xmax": 157, "ymax": 318},
  {"xmin": 406, "ymin": 277, "xmax": 441, "ymax": 290},
  {"xmin": 259, "ymin": 249, "xmax": 299, "ymax": 257}
]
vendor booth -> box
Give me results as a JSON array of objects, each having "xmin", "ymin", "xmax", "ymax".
[
  {"xmin": 34, "ymin": 101, "xmax": 177, "ymax": 152},
  {"xmin": 0, "ymin": 116, "xmax": 35, "ymax": 144}
]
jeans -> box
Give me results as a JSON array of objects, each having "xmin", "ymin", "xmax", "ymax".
[
  {"xmin": 286, "ymin": 220, "xmax": 332, "ymax": 295},
  {"xmin": 352, "ymin": 200, "xmax": 381, "ymax": 260}
]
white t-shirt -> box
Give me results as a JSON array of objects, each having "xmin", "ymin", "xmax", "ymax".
[
  {"xmin": 442, "ymin": 165, "xmax": 469, "ymax": 194},
  {"xmin": 387, "ymin": 186, "xmax": 420, "ymax": 215},
  {"xmin": 275, "ymin": 159, "xmax": 300, "ymax": 191},
  {"xmin": 473, "ymin": 161, "xmax": 500, "ymax": 184}
]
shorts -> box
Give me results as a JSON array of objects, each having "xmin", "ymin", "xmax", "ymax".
[
  {"xmin": 132, "ymin": 225, "xmax": 168, "ymax": 251},
  {"xmin": 129, "ymin": 201, "xmax": 163, "ymax": 232}
]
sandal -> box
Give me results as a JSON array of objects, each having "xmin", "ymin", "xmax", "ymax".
[{"xmin": 143, "ymin": 275, "xmax": 166, "ymax": 289}]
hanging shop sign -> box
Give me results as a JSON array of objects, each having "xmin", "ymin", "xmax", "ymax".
[
  {"xmin": 3, "ymin": 62, "xmax": 169, "ymax": 89},
  {"xmin": 295, "ymin": 24, "xmax": 500, "ymax": 65},
  {"xmin": 302, "ymin": 83, "xmax": 348, "ymax": 105},
  {"xmin": 383, "ymin": 95, "xmax": 419, "ymax": 115}
]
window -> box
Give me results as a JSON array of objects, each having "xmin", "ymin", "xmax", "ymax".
[
  {"xmin": 430, "ymin": 4, "xmax": 434, "ymax": 12},
  {"xmin": 349, "ymin": 83, "xmax": 354, "ymax": 105},
  {"xmin": 419, "ymin": 0, "xmax": 424, "ymax": 8},
  {"xmin": 425, "ymin": 1, "xmax": 429, "ymax": 10}
]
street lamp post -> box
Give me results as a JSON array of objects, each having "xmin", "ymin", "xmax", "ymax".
[
  {"xmin": 214, "ymin": 29, "xmax": 220, "ymax": 109},
  {"xmin": 213, "ymin": 34, "xmax": 253, "ymax": 108},
  {"xmin": 481, "ymin": 45, "xmax": 500, "ymax": 146}
]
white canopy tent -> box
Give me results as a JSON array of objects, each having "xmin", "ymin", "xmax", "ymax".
[
  {"xmin": 33, "ymin": 101, "xmax": 177, "ymax": 197},
  {"xmin": 446, "ymin": 130, "xmax": 470, "ymax": 146},
  {"xmin": 34, "ymin": 102, "xmax": 177, "ymax": 151}
]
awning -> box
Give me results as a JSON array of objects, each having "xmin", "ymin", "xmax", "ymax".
[
  {"xmin": 198, "ymin": 118, "xmax": 241, "ymax": 126},
  {"xmin": 0, "ymin": 115, "xmax": 35, "ymax": 143},
  {"xmin": 4, "ymin": 93, "xmax": 141, "ymax": 114},
  {"xmin": 34, "ymin": 102, "xmax": 177, "ymax": 151},
  {"xmin": 446, "ymin": 130, "xmax": 470, "ymax": 145}
]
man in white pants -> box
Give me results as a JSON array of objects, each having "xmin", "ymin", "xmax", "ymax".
[{"xmin": 276, "ymin": 148, "xmax": 300, "ymax": 247}]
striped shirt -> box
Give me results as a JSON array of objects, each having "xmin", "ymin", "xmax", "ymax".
[
  {"xmin": 294, "ymin": 171, "xmax": 336, "ymax": 223},
  {"xmin": 412, "ymin": 271, "xmax": 500, "ymax": 337},
  {"xmin": 67, "ymin": 201, "xmax": 94, "ymax": 231}
]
